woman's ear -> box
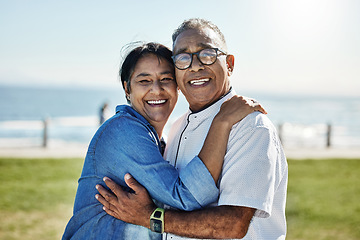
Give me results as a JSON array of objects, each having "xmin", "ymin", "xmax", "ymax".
[
  {"xmin": 226, "ymin": 55, "xmax": 235, "ymax": 76},
  {"xmin": 124, "ymin": 81, "xmax": 130, "ymax": 101}
]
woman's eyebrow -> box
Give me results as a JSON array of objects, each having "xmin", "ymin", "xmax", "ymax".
[
  {"xmin": 134, "ymin": 72, "xmax": 151, "ymax": 78},
  {"xmin": 135, "ymin": 71, "xmax": 173, "ymax": 78},
  {"xmin": 160, "ymin": 71, "xmax": 174, "ymax": 75}
]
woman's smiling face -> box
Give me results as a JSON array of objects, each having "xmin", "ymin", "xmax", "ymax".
[{"xmin": 125, "ymin": 54, "xmax": 178, "ymax": 131}]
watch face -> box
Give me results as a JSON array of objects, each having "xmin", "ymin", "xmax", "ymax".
[{"xmin": 150, "ymin": 219, "xmax": 162, "ymax": 233}]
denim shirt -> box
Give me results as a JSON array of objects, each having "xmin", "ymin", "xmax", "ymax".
[{"xmin": 62, "ymin": 105, "xmax": 219, "ymax": 240}]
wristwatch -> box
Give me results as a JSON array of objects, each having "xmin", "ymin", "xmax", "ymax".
[{"xmin": 150, "ymin": 207, "xmax": 165, "ymax": 233}]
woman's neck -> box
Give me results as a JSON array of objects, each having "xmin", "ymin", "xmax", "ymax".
[{"xmin": 153, "ymin": 125, "xmax": 164, "ymax": 139}]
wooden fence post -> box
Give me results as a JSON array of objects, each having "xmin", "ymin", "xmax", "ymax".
[
  {"xmin": 326, "ymin": 124, "xmax": 332, "ymax": 148},
  {"xmin": 43, "ymin": 118, "xmax": 49, "ymax": 148}
]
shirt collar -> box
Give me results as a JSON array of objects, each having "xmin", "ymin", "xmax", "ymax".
[
  {"xmin": 189, "ymin": 87, "xmax": 236, "ymax": 114},
  {"xmin": 115, "ymin": 105, "xmax": 151, "ymax": 127},
  {"xmin": 190, "ymin": 87, "xmax": 234, "ymax": 114},
  {"xmin": 187, "ymin": 87, "xmax": 236, "ymax": 119}
]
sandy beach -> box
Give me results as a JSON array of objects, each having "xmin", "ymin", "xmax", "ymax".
[{"xmin": 0, "ymin": 141, "xmax": 359, "ymax": 159}]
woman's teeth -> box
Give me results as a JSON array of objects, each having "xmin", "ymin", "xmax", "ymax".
[{"xmin": 147, "ymin": 100, "xmax": 166, "ymax": 105}]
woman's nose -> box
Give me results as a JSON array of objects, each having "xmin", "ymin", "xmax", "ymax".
[{"xmin": 150, "ymin": 80, "xmax": 163, "ymax": 93}]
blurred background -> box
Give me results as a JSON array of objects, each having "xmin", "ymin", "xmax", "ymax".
[
  {"xmin": 1, "ymin": 0, "xmax": 360, "ymax": 150},
  {"xmin": 1, "ymin": 1, "xmax": 360, "ymax": 239}
]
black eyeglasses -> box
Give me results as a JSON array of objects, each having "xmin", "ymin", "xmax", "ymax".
[{"xmin": 171, "ymin": 48, "xmax": 227, "ymax": 70}]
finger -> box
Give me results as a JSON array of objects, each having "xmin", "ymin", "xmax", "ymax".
[
  {"xmin": 254, "ymin": 104, "xmax": 267, "ymax": 114},
  {"xmin": 242, "ymin": 96, "xmax": 257, "ymax": 104},
  {"xmin": 96, "ymin": 184, "xmax": 118, "ymax": 204},
  {"xmin": 102, "ymin": 203, "xmax": 119, "ymax": 219},
  {"xmin": 96, "ymin": 193, "xmax": 113, "ymax": 216},
  {"xmin": 124, "ymin": 173, "xmax": 146, "ymax": 194},
  {"xmin": 247, "ymin": 98, "xmax": 258, "ymax": 107},
  {"xmin": 244, "ymin": 96, "xmax": 267, "ymax": 115},
  {"xmin": 223, "ymin": 96, "xmax": 246, "ymax": 109},
  {"xmin": 95, "ymin": 193, "xmax": 120, "ymax": 217},
  {"xmin": 95, "ymin": 193, "xmax": 110, "ymax": 208},
  {"xmin": 234, "ymin": 95, "xmax": 247, "ymax": 104},
  {"xmin": 96, "ymin": 191, "xmax": 126, "ymax": 222},
  {"xmin": 103, "ymin": 177, "xmax": 127, "ymax": 199}
]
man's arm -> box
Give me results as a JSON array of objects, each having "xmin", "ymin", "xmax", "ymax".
[
  {"xmin": 96, "ymin": 174, "xmax": 255, "ymax": 239},
  {"xmin": 164, "ymin": 205, "xmax": 255, "ymax": 239}
]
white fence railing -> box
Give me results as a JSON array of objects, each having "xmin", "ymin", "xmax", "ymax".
[
  {"xmin": 0, "ymin": 116, "xmax": 99, "ymax": 148},
  {"xmin": 1, "ymin": 118, "xmax": 360, "ymax": 149}
]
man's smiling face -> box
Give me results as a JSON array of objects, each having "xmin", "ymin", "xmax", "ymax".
[{"xmin": 173, "ymin": 28, "xmax": 233, "ymax": 112}]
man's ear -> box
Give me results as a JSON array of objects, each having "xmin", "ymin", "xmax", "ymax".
[{"xmin": 226, "ymin": 55, "xmax": 235, "ymax": 76}]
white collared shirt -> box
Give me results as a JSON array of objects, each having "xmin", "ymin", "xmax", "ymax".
[{"xmin": 163, "ymin": 89, "xmax": 288, "ymax": 240}]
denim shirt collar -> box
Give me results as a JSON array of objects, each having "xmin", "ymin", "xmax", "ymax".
[
  {"xmin": 116, "ymin": 105, "xmax": 151, "ymax": 128},
  {"xmin": 116, "ymin": 105, "xmax": 165, "ymax": 154}
]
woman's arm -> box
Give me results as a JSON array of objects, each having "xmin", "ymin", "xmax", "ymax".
[{"xmin": 198, "ymin": 96, "xmax": 266, "ymax": 182}]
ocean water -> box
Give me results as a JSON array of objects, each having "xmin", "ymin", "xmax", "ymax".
[{"xmin": 1, "ymin": 84, "xmax": 360, "ymax": 149}]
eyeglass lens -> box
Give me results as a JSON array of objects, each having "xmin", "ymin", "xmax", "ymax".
[{"xmin": 174, "ymin": 48, "xmax": 218, "ymax": 69}]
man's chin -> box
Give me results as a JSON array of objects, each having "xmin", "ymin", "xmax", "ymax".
[{"xmin": 187, "ymin": 97, "xmax": 215, "ymax": 111}]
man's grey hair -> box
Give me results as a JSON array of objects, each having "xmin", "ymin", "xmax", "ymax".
[{"xmin": 172, "ymin": 18, "xmax": 227, "ymax": 50}]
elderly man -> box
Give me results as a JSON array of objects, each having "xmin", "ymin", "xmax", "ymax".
[{"xmin": 97, "ymin": 18, "xmax": 288, "ymax": 239}]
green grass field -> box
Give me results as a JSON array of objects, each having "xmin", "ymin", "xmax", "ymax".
[{"xmin": 0, "ymin": 157, "xmax": 359, "ymax": 240}]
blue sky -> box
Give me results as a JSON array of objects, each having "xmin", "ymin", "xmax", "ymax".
[{"xmin": 1, "ymin": 0, "xmax": 359, "ymax": 96}]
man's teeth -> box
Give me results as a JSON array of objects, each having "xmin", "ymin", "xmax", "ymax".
[
  {"xmin": 147, "ymin": 100, "xmax": 166, "ymax": 105},
  {"xmin": 190, "ymin": 79, "xmax": 210, "ymax": 85}
]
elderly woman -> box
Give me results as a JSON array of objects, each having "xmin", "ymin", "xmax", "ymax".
[{"xmin": 62, "ymin": 42, "xmax": 264, "ymax": 240}]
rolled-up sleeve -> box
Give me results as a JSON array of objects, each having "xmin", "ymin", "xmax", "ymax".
[
  {"xmin": 179, "ymin": 156, "xmax": 218, "ymax": 207},
  {"xmin": 218, "ymin": 122, "xmax": 279, "ymax": 218}
]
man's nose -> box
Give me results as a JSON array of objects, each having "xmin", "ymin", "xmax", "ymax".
[{"xmin": 188, "ymin": 54, "xmax": 205, "ymax": 72}]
